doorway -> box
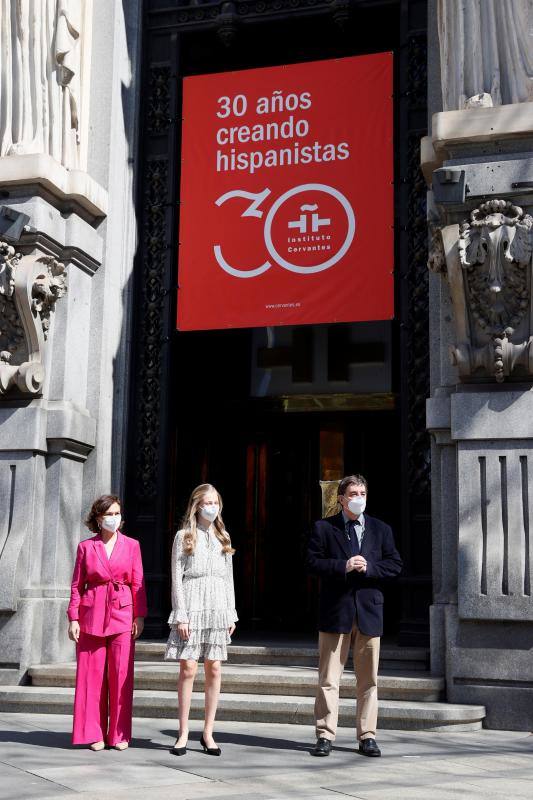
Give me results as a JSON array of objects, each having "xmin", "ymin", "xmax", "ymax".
[
  {"xmin": 128, "ymin": 0, "xmax": 430, "ymax": 642},
  {"xmin": 171, "ymin": 326, "xmax": 401, "ymax": 635}
]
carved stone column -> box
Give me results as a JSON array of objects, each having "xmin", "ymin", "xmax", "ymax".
[
  {"xmin": 425, "ymin": 0, "xmax": 533, "ymax": 728},
  {"xmin": 0, "ymin": 0, "xmax": 142, "ymax": 685},
  {"xmin": 0, "ymin": 0, "xmax": 110, "ymax": 678},
  {"xmin": 0, "ymin": 195, "xmax": 103, "ymax": 674}
]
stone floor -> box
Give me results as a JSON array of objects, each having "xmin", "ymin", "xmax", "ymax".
[{"xmin": 0, "ymin": 712, "xmax": 532, "ymax": 800}]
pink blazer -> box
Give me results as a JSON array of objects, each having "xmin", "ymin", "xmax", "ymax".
[{"xmin": 68, "ymin": 532, "xmax": 147, "ymax": 637}]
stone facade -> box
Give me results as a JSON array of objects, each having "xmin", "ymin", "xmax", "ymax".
[
  {"xmin": 426, "ymin": 0, "xmax": 533, "ymax": 729},
  {"xmin": 0, "ymin": 0, "xmax": 142, "ymax": 677},
  {"xmin": 0, "ymin": 0, "xmax": 531, "ymax": 731}
]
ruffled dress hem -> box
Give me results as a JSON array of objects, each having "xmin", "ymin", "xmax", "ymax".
[{"xmin": 164, "ymin": 626, "xmax": 232, "ymax": 661}]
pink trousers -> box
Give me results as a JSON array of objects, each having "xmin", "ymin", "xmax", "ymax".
[{"xmin": 72, "ymin": 630, "xmax": 134, "ymax": 745}]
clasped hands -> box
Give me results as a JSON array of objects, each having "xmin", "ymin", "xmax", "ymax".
[
  {"xmin": 177, "ymin": 622, "xmax": 236, "ymax": 641},
  {"xmin": 346, "ymin": 555, "xmax": 367, "ymax": 573}
]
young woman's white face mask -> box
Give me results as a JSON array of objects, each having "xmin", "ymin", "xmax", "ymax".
[
  {"xmin": 199, "ymin": 505, "xmax": 219, "ymax": 523},
  {"xmin": 198, "ymin": 490, "xmax": 220, "ymax": 524}
]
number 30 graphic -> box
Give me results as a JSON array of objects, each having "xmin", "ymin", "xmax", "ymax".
[{"xmin": 213, "ymin": 183, "xmax": 356, "ymax": 279}]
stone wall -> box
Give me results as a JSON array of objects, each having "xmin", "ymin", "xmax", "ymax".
[
  {"xmin": 0, "ymin": 0, "xmax": 142, "ymax": 676},
  {"xmin": 426, "ymin": 0, "xmax": 533, "ymax": 729}
]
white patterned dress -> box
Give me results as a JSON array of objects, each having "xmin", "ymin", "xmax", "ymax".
[{"xmin": 164, "ymin": 527, "xmax": 238, "ymax": 662}]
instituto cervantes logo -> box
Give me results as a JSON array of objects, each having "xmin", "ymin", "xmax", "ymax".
[{"xmin": 214, "ymin": 183, "xmax": 356, "ymax": 278}]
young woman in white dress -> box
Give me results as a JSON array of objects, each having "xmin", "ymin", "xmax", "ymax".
[{"xmin": 165, "ymin": 483, "xmax": 237, "ymax": 756}]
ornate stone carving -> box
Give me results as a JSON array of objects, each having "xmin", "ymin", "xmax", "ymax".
[
  {"xmin": 430, "ymin": 200, "xmax": 533, "ymax": 383},
  {"xmin": 438, "ymin": 0, "xmax": 533, "ymax": 110},
  {"xmin": 0, "ymin": 242, "xmax": 18, "ymax": 297},
  {"xmin": 0, "ymin": 0, "xmax": 87, "ymax": 169},
  {"xmin": 0, "ymin": 244, "xmax": 24, "ymax": 371},
  {"xmin": 428, "ymin": 224, "xmax": 447, "ymax": 275},
  {"xmin": 32, "ymin": 257, "xmax": 68, "ymax": 339},
  {"xmin": 0, "ymin": 245, "xmax": 67, "ymax": 395}
]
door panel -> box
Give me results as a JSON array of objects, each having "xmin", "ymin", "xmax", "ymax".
[{"xmin": 173, "ymin": 408, "xmax": 400, "ymax": 634}]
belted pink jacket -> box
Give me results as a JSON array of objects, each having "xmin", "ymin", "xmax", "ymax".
[{"xmin": 68, "ymin": 532, "xmax": 147, "ymax": 637}]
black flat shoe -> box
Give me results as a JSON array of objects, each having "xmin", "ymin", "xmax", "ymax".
[
  {"xmin": 311, "ymin": 737, "xmax": 331, "ymax": 757},
  {"xmin": 200, "ymin": 734, "xmax": 221, "ymax": 756},
  {"xmin": 358, "ymin": 738, "xmax": 381, "ymax": 757},
  {"xmin": 170, "ymin": 735, "xmax": 188, "ymax": 756}
]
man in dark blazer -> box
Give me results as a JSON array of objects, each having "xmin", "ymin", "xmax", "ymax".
[{"xmin": 307, "ymin": 474, "xmax": 402, "ymax": 758}]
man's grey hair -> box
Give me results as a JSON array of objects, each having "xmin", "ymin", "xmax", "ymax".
[{"xmin": 338, "ymin": 474, "xmax": 368, "ymax": 497}]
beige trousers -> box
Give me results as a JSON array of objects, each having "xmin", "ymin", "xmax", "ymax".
[{"xmin": 314, "ymin": 623, "xmax": 380, "ymax": 741}]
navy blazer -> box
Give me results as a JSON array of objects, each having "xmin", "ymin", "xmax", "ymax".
[{"xmin": 307, "ymin": 512, "xmax": 402, "ymax": 637}]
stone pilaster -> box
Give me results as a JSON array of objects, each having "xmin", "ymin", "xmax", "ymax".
[
  {"xmin": 0, "ymin": 160, "xmax": 105, "ymax": 675},
  {"xmin": 425, "ymin": 18, "xmax": 533, "ymax": 726},
  {"xmin": 0, "ymin": 0, "xmax": 143, "ymax": 676}
]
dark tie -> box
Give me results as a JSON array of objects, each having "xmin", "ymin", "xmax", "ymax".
[{"xmin": 348, "ymin": 521, "xmax": 360, "ymax": 555}]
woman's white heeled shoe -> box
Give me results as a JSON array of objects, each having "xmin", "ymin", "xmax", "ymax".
[
  {"xmin": 114, "ymin": 741, "xmax": 129, "ymax": 751},
  {"xmin": 89, "ymin": 741, "xmax": 105, "ymax": 751}
]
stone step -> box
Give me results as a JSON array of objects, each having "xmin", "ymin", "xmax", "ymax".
[
  {"xmin": 135, "ymin": 642, "xmax": 430, "ymax": 671},
  {"xmin": 29, "ymin": 662, "xmax": 445, "ymax": 702},
  {"xmin": 0, "ymin": 668, "xmax": 20, "ymax": 686},
  {"xmin": 0, "ymin": 685, "xmax": 485, "ymax": 732}
]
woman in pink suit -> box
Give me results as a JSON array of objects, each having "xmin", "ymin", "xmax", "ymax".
[{"xmin": 67, "ymin": 495, "xmax": 147, "ymax": 751}]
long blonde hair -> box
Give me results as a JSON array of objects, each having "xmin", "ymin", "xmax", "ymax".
[{"xmin": 182, "ymin": 483, "xmax": 235, "ymax": 556}]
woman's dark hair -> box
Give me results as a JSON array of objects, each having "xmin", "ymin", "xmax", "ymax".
[{"xmin": 85, "ymin": 494, "xmax": 122, "ymax": 533}]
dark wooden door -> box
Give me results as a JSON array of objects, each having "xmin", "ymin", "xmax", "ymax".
[{"xmin": 171, "ymin": 403, "xmax": 401, "ymax": 634}]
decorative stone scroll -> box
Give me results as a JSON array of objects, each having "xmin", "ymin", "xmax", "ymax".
[
  {"xmin": 0, "ymin": 244, "xmax": 67, "ymax": 395},
  {"xmin": 429, "ymin": 200, "xmax": 533, "ymax": 383}
]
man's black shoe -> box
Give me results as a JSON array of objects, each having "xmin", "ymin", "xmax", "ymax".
[
  {"xmin": 358, "ymin": 738, "xmax": 381, "ymax": 757},
  {"xmin": 311, "ymin": 738, "xmax": 331, "ymax": 757}
]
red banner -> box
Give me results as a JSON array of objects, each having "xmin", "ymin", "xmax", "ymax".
[{"xmin": 177, "ymin": 54, "xmax": 394, "ymax": 331}]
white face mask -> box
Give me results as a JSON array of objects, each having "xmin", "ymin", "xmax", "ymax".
[
  {"xmin": 101, "ymin": 514, "xmax": 121, "ymax": 533},
  {"xmin": 199, "ymin": 505, "xmax": 219, "ymax": 523},
  {"xmin": 347, "ymin": 497, "xmax": 366, "ymax": 516}
]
